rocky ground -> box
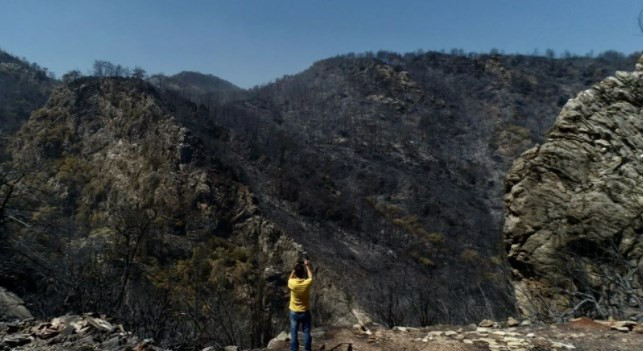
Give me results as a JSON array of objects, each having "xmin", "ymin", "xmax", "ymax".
[
  {"xmin": 1, "ymin": 315, "xmax": 640, "ymax": 351},
  {"xmin": 262, "ymin": 318, "xmax": 643, "ymax": 351},
  {"xmin": 0, "ymin": 314, "xmax": 168, "ymax": 351}
]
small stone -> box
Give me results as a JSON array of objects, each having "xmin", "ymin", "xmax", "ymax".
[
  {"xmin": 2, "ymin": 334, "xmax": 32, "ymax": 347},
  {"xmin": 85, "ymin": 316, "xmax": 114, "ymax": 332},
  {"xmin": 353, "ymin": 324, "xmax": 366, "ymax": 332},
  {"xmin": 463, "ymin": 339, "xmax": 473, "ymax": 344},
  {"xmin": 507, "ymin": 317, "xmax": 520, "ymax": 327},
  {"xmin": 611, "ymin": 321, "xmax": 637, "ymax": 331},
  {"xmin": 526, "ymin": 333, "xmax": 535, "ymax": 338},
  {"xmin": 520, "ymin": 320, "xmax": 532, "ymax": 326},
  {"xmin": 476, "ymin": 338, "xmax": 497, "ymax": 344},
  {"xmin": 444, "ymin": 331, "xmax": 457, "ymax": 337},
  {"xmin": 267, "ymin": 331, "xmax": 289, "ymax": 349},
  {"xmin": 479, "ymin": 319, "xmax": 495, "ymax": 327},
  {"xmin": 223, "ymin": 346, "xmax": 239, "ymax": 351},
  {"xmin": 101, "ymin": 336, "xmax": 123, "ymax": 349},
  {"xmin": 551, "ymin": 341, "xmax": 576, "ymax": 349},
  {"xmin": 0, "ymin": 288, "xmax": 33, "ymax": 321},
  {"xmin": 51, "ymin": 315, "xmax": 83, "ymax": 328},
  {"xmin": 37, "ymin": 327, "xmax": 59, "ymax": 339}
]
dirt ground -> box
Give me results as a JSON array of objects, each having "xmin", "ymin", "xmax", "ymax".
[{"xmin": 260, "ymin": 319, "xmax": 643, "ymax": 351}]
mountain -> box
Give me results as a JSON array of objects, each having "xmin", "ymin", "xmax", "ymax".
[
  {"xmin": 0, "ymin": 77, "xmax": 323, "ymax": 348},
  {"xmin": 1, "ymin": 49, "xmax": 641, "ymax": 349},
  {"xmin": 504, "ymin": 56, "xmax": 643, "ymax": 322},
  {"xmin": 0, "ymin": 49, "xmax": 56, "ymax": 156},
  {"xmin": 148, "ymin": 70, "xmax": 244, "ymax": 106},
  {"xmin": 195, "ymin": 50, "xmax": 640, "ymax": 324}
]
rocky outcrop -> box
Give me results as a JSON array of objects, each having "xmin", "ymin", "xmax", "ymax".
[
  {"xmin": 504, "ymin": 57, "xmax": 643, "ymax": 321},
  {"xmin": 0, "ymin": 287, "xmax": 32, "ymax": 321}
]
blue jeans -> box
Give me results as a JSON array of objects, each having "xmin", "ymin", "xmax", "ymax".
[{"xmin": 290, "ymin": 311, "xmax": 312, "ymax": 351}]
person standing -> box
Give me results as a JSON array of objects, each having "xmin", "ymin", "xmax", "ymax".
[{"xmin": 288, "ymin": 259, "xmax": 313, "ymax": 351}]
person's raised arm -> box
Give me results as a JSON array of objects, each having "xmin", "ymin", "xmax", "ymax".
[
  {"xmin": 304, "ymin": 259, "xmax": 313, "ymax": 280},
  {"xmin": 289, "ymin": 269, "xmax": 296, "ymax": 280}
]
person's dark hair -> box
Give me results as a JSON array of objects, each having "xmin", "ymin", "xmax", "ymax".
[{"xmin": 294, "ymin": 261, "xmax": 307, "ymax": 279}]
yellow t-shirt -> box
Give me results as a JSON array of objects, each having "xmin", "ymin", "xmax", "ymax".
[{"xmin": 288, "ymin": 278, "xmax": 313, "ymax": 312}]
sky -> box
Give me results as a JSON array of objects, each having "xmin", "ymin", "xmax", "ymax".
[{"xmin": 0, "ymin": 0, "xmax": 642, "ymax": 88}]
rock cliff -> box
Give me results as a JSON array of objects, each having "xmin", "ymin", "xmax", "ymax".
[{"xmin": 504, "ymin": 57, "xmax": 643, "ymax": 321}]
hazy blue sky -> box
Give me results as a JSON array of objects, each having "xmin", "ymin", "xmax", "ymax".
[{"xmin": 1, "ymin": 0, "xmax": 642, "ymax": 88}]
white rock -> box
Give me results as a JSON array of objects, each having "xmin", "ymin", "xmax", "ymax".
[
  {"xmin": 266, "ymin": 331, "xmax": 289, "ymax": 349},
  {"xmin": 551, "ymin": 341, "xmax": 576, "ymax": 349}
]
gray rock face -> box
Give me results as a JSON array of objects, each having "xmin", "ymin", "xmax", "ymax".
[
  {"xmin": 0, "ymin": 287, "xmax": 32, "ymax": 321},
  {"xmin": 504, "ymin": 57, "xmax": 643, "ymax": 321}
]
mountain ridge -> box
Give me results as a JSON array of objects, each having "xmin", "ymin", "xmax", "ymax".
[{"xmin": 1, "ymin": 49, "xmax": 642, "ymax": 349}]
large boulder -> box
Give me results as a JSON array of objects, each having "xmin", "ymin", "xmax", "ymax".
[
  {"xmin": 504, "ymin": 56, "xmax": 643, "ymax": 321},
  {"xmin": 0, "ymin": 287, "xmax": 33, "ymax": 321}
]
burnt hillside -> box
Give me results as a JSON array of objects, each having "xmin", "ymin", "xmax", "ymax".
[{"xmin": 188, "ymin": 50, "xmax": 641, "ymax": 325}]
